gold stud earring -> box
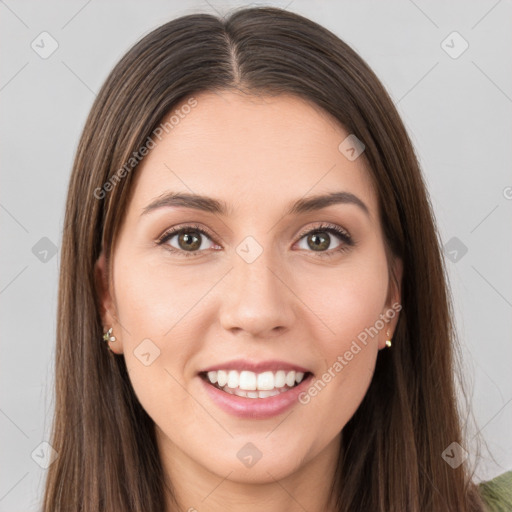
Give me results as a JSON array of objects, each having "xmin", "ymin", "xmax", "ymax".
[
  {"xmin": 385, "ymin": 329, "xmax": 392, "ymax": 348},
  {"xmin": 102, "ymin": 327, "xmax": 116, "ymax": 343}
]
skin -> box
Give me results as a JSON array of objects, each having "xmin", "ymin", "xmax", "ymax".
[{"xmin": 96, "ymin": 90, "xmax": 402, "ymax": 512}]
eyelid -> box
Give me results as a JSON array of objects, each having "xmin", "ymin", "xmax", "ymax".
[
  {"xmin": 295, "ymin": 222, "xmax": 352, "ymax": 242},
  {"xmin": 156, "ymin": 223, "xmax": 213, "ymax": 243}
]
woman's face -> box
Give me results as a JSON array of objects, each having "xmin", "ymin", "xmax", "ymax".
[{"xmin": 96, "ymin": 90, "xmax": 401, "ymax": 487}]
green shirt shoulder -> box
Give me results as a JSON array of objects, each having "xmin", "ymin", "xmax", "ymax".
[{"xmin": 479, "ymin": 470, "xmax": 512, "ymax": 511}]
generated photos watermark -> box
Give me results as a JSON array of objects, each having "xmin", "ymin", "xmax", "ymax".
[
  {"xmin": 298, "ymin": 301, "xmax": 402, "ymax": 405},
  {"xmin": 93, "ymin": 97, "xmax": 198, "ymax": 200}
]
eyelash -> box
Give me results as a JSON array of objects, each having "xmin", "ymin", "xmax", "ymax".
[{"xmin": 156, "ymin": 222, "xmax": 354, "ymax": 258}]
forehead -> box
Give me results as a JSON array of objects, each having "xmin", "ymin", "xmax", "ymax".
[{"xmin": 127, "ymin": 90, "xmax": 377, "ymax": 220}]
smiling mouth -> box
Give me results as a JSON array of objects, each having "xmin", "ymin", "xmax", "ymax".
[{"xmin": 199, "ymin": 369, "xmax": 313, "ymax": 399}]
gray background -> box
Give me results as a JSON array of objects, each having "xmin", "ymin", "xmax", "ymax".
[{"xmin": 1, "ymin": 0, "xmax": 511, "ymax": 510}]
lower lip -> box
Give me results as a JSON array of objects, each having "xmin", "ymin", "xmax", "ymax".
[{"xmin": 199, "ymin": 374, "xmax": 313, "ymax": 419}]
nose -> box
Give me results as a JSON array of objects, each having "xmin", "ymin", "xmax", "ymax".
[{"xmin": 218, "ymin": 244, "xmax": 296, "ymax": 339}]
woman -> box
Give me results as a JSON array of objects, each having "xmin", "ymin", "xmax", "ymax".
[{"xmin": 41, "ymin": 6, "xmax": 507, "ymax": 511}]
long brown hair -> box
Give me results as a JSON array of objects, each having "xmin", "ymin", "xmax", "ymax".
[{"xmin": 42, "ymin": 6, "xmax": 486, "ymax": 511}]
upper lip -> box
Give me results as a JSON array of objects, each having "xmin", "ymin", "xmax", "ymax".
[{"xmin": 198, "ymin": 359, "xmax": 312, "ymax": 375}]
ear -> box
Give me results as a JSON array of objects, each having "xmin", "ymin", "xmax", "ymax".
[
  {"xmin": 378, "ymin": 256, "xmax": 403, "ymax": 350},
  {"xmin": 94, "ymin": 251, "xmax": 123, "ymax": 354}
]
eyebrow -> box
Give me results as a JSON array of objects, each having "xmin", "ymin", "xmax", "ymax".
[{"xmin": 141, "ymin": 191, "xmax": 370, "ymax": 218}]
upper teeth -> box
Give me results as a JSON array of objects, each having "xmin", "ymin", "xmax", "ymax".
[{"xmin": 206, "ymin": 370, "xmax": 305, "ymax": 390}]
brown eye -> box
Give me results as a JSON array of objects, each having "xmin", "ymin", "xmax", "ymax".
[
  {"xmin": 176, "ymin": 230, "xmax": 202, "ymax": 251},
  {"xmin": 306, "ymin": 232, "xmax": 331, "ymax": 251},
  {"xmin": 157, "ymin": 224, "xmax": 217, "ymax": 256},
  {"xmin": 295, "ymin": 223, "xmax": 354, "ymax": 257}
]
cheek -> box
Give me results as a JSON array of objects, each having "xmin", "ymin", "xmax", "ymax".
[
  {"xmin": 293, "ymin": 252, "xmax": 387, "ymax": 428},
  {"xmin": 296, "ymin": 250, "xmax": 389, "ymax": 349},
  {"xmin": 113, "ymin": 247, "xmax": 218, "ymax": 349},
  {"xmin": 302, "ymin": 344, "xmax": 377, "ymax": 453},
  {"xmin": 111, "ymin": 254, "xmax": 208, "ymax": 419},
  {"xmin": 299, "ymin": 289, "xmax": 381, "ymax": 444}
]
